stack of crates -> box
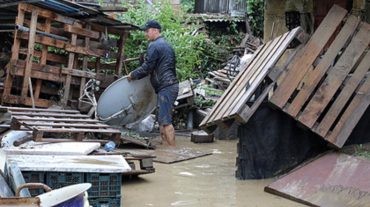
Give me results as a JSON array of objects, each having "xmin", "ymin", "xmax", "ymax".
[
  {"xmin": 22, "ymin": 171, "xmax": 46, "ymax": 196},
  {"xmin": 86, "ymin": 173, "xmax": 122, "ymax": 207}
]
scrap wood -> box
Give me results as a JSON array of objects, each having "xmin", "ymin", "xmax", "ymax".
[
  {"xmin": 200, "ymin": 26, "xmax": 305, "ymax": 132},
  {"xmin": 269, "ymin": 5, "xmax": 370, "ymax": 148},
  {"xmin": 265, "ymin": 152, "xmax": 370, "ymax": 207}
]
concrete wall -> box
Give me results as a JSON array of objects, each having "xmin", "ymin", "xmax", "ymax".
[
  {"xmin": 263, "ymin": 0, "xmax": 367, "ymax": 42},
  {"xmin": 263, "ymin": 0, "xmax": 313, "ymax": 41}
]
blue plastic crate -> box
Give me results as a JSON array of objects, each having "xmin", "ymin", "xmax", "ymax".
[
  {"xmin": 46, "ymin": 172, "xmax": 84, "ymax": 189},
  {"xmin": 85, "ymin": 173, "xmax": 121, "ymax": 197},
  {"xmin": 88, "ymin": 196, "xmax": 121, "ymax": 207},
  {"xmin": 22, "ymin": 171, "xmax": 46, "ymax": 196}
]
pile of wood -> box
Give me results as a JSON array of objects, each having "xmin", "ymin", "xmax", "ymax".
[
  {"xmin": 0, "ymin": 2, "xmax": 134, "ymax": 108},
  {"xmin": 201, "ymin": 5, "xmax": 370, "ymax": 149}
]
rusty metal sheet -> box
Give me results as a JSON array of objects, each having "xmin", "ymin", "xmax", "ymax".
[{"xmin": 265, "ymin": 153, "xmax": 370, "ymax": 207}]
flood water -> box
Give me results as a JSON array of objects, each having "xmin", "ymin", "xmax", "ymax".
[{"xmin": 122, "ymin": 136, "xmax": 307, "ymax": 207}]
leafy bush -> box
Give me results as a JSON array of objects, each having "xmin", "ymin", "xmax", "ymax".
[
  {"xmin": 247, "ymin": 0, "xmax": 264, "ymax": 37},
  {"xmin": 118, "ymin": 1, "xmax": 206, "ymax": 81}
]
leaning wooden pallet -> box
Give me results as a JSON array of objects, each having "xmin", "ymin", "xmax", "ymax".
[
  {"xmin": 270, "ymin": 5, "xmax": 370, "ymax": 148},
  {"xmin": 199, "ymin": 26, "xmax": 306, "ymax": 132}
]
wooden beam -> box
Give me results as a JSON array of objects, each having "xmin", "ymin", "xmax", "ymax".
[
  {"xmin": 63, "ymin": 32, "xmax": 77, "ymax": 106},
  {"xmin": 115, "ymin": 32, "xmax": 128, "ymax": 76},
  {"xmin": 19, "ymin": 3, "xmax": 76, "ymax": 25},
  {"xmin": 2, "ymin": 5, "xmax": 24, "ymax": 103},
  {"xmin": 18, "ymin": 32, "xmax": 106, "ymax": 57},
  {"xmin": 19, "ymin": 48, "xmax": 67, "ymax": 65},
  {"xmin": 64, "ymin": 24, "xmax": 99, "ymax": 39},
  {"xmin": 35, "ymin": 19, "xmax": 52, "ymax": 99},
  {"xmin": 21, "ymin": 10, "xmax": 38, "ymax": 97},
  {"xmin": 2, "ymin": 95, "xmax": 51, "ymax": 108}
]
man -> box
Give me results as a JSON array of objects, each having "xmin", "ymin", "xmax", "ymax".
[{"xmin": 128, "ymin": 20, "xmax": 179, "ymax": 147}]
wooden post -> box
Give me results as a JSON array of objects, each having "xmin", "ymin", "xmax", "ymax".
[
  {"xmin": 34, "ymin": 19, "xmax": 52, "ymax": 99},
  {"xmin": 62, "ymin": 33, "xmax": 77, "ymax": 106},
  {"xmin": 2, "ymin": 5, "xmax": 25, "ymax": 103},
  {"xmin": 21, "ymin": 10, "xmax": 39, "ymax": 98},
  {"xmin": 79, "ymin": 25, "xmax": 91, "ymax": 109},
  {"xmin": 115, "ymin": 31, "xmax": 128, "ymax": 77}
]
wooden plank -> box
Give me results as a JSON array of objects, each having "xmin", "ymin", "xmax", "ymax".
[
  {"xmin": 79, "ymin": 25, "xmax": 91, "ymax": 109},
  {"xmin": 316, "ymin": 51, "xmax": 370, "ymax": 137},
  {"xmin": 10, "ymin": 111, "xmax": 89, "ymax": 118},
  {"xmin": 298, "ymin": 23, "xmax": 370, "ymax": 128},
  {"xmin": 270, "ymin": 5, "xmax": 348, "ymax": 108},
  {"xmin": 8, "ymin": 155, "xmax": 131, "ymax": 173},
  {"xmin": 18, "ymin": 33, "xmax": 106, "ymax": 57},
  {"xmin": 35, "ymin": 19, "xmax": 51, "ymax": 99},
  {"xmin": 265, "ymin": 153, "xmax": 370, "ymax": 207},
  {"xmin": 17, "ymin": 121, "xmax": 111, "ymax": 128},
  {"xmin": 326, "ymin": 76, "xmax": 370, "ymax": 147},
  {"xmin": 216, "ymin": 35, "xmax": 285, "ymax": 121},
  {"xmin": 286, "ymin": 15, "xmax": 361, "ymax": 117},
  {"xmin": 2, "ymin": 6, "xmax": 24, "ymax": 100},
  {"xmin": 237, "ymin": 83, "xmax": 274, "ymax": 123},
  {"xmin": 10, "ymin": 60, "xmax": 95, "ymax": 82},
  {"xmin": 62, "ymin": 32, "xmax": 77, "ymax": 106},
  {"xmin": 200, "ymin": 38, "xmax": 269, "ymax": 126},
  {"xmin": 115, "ymin": 32, "xmax": 128, "ymax": 76},
  {"xmin": 13, "ymin": 116, "xmax": 99, "ymax": 123},
  {"xmin": 5, "ymin": 106, "xmax": 79, "ymax": 114},
  {"xmin": 229, "ymin": 28, "xmax": 303, "ymax": 119},
  {"xmin": 64, "ymin": 24, "xmax": 99, "ymax": 39},
  {"xmin": 2, "ymin": 95, "xmax": 51, "ymax": 108},
  {"xmin": 34, "ymin": 127, "xmax": 121, "ymax": 134},
  {"xmin": 19, "ymin": 3, "xmax": 76, "ymax": 25},
  {"xmin": 19, "ymin": 49, "xmax": 67, "ymax": 65}
]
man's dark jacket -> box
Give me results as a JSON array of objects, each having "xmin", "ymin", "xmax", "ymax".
[{"xmin": 131, "ymin": 36, "xmax": 178, "ymax": 93}]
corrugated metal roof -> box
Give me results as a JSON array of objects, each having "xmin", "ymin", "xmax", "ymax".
[
  {"xmin": 0, "ymin": 0, "xmax": 138, "ymax": 29},
  {"xmin": 189, "ymin": 13, "xmax": 246, "ymax": 23}
]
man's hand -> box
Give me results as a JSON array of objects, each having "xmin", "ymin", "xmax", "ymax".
[{"xmin": 127, "ymin": 73, "xmax": 133, "ymax": 81}]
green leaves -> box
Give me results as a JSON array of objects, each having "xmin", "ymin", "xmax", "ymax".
[{"xmin": 247, "ymin": 0, "xmax": 264, "ymax": 37}]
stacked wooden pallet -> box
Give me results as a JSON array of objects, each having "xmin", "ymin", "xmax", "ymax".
[
  {"xmin": 1, "ymin": 3, "xmax": 129, "ymax": 108},
  {"xmin": 200, "ymin": 26, "xmax": 306, "ymax": 132},
  {"xmin": 270, "ymin": 5, "xmax": 370, "ymax": 148},
  {"xmin": 2, "ymin": 106, "xmax": 121, "ymax": 142}
]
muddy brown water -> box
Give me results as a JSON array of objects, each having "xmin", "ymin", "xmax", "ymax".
[{"xmin": 122, "ymin": 137, "xmax": 307, "ymax": 207}]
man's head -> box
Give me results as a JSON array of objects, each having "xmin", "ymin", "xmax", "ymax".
[{"xmin": 140, "ymin": 20, "xmax": 161, "ymax": 41}]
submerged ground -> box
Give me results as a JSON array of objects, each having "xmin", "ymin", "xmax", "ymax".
[{"xmin": 122, "ymin": 136, "xmax": 307, "ymax": 207}]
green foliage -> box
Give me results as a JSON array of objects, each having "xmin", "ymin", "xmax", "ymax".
[
  {"xmin": 247, "ymin": 0, "xmax": 264, "ymax": 37},
  {"xmin": 354, "ymin": 144, "xmax": 370, "ymax": 160},
  {"xmin": 118, "ymin": 1, "xmax": 206, "ymax": 81}
]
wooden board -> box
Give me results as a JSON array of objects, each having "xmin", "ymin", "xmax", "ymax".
[
  {"xmin": 8, "ymin": 155, "xmax": 131, "ymax": 173},
  {"xmin": 199, "ymin": 27, "xmax": 304, "ymax": 131},
  {"xmin": 4, "ymin": 142, "xmax": 100, "ymax": 156},
  {"xmin": 153, "ymin": 147, "xmax": 212, "ymax": 164},
  {"xmin": 265, "ymin": 153, "xmax": 370, "ymax": 207},
  {"xmin": 270, "ymin": 5, "xmax": 348, "ymax": 108},
  {"xmin": 268, "ymin": 6, "xmax": 370, "ymax": 148}
]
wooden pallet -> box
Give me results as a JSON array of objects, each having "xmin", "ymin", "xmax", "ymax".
[
  {"xmin": 3, "ymin": 106, "xmax": 121, "ymax": 142},
  {"xmin": 269, "ymin": 5, "xmax": 370, "ymax": 148},
  {"xmin": 1, "ymin": 3, "xmax": 128, "ymax": 108},
  {"xmin": 199, "ymin": 26, "xmax": 306, "ymax": 132}
]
